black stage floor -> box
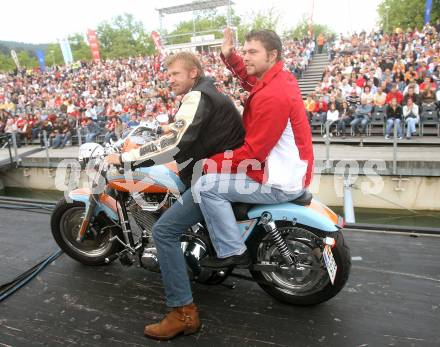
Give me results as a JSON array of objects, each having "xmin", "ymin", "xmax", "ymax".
[{"xmin": 0, "ymin": 208, "xmax": 439, "ymax": 346}]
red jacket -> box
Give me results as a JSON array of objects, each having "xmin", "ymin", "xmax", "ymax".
[
  {"xmin": 385, "ymin": 91, "xmax": 404, "ymax": 105},
  {"xmin": 314, "ymin": 101, "xmax": 328, "ymax": 113},
  {"xmin": 356, "ymin": 77, "xmax": 366, "ymax": 88},
  {"xmin": 208, "ymin": 52, "xmax": 314, "ymax": 191}
]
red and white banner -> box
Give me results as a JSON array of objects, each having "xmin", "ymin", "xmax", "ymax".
[
  {"xmin": 87, "ymin": 29, "xmax": 101, "ymax": 63},
  {"xmin": 151, "ymin": 31, "xmax": 163, "ymax": 52}
]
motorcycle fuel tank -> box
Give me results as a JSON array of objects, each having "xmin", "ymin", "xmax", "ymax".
[{"xmin": 107, "ymin": 162, "xmax": 186, "ymax": 194}]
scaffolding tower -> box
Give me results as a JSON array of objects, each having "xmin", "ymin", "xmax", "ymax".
[{"xmin": 156, "ymin": 0, "xmax": 233, "ymax": 52}]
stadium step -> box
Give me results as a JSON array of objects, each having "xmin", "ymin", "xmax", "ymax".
[
  {"xmin": 299, "ymin": 53, "xmax": 329, "ymax": 99},
  {"xmin": 299, "ymin": 78, "xmax": 322, "ymax": 83},
  {"xmin": 302, "ymin": 71, "xmax": 324, "ymax": 76},
  {"xmin": 300, "ymin": 75, "xmax": 323, "ymax": 79}
]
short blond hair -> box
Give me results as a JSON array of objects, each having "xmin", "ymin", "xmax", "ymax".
[{"xmin": 164, "ymin": 52, "xmax": 204, "ymax": 78}]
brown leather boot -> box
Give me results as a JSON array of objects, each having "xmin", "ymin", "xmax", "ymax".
[{"xmin": 144, "ymin": 303, "xmax": 201, "ymax": 340}]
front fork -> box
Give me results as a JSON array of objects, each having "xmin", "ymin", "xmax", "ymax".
[
  {"xmin": 116, "ymin": 192, "xmax": 136, "ymax": 247},
  {"xmin": 77, "ymin": 165, "xmax": 109, "ymax": 242},
  {"xmin": 76, "ymin": 194, "xmax": 98, "ymax": 242}
]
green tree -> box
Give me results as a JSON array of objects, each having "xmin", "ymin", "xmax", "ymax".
[
  {"xmin": 377, "ymin": 0, "xmax": 440, "ymax": 32},
  {"xmin": 249, "ymin": 8, "xmax": 280, "ymax": 31},
  {"xmin": 69, "ymin": 33, "xmax": 92, "ymax": 62},
  {"xmin": 0, "ymin": 49, "xmax": 38, "ymax": 72},
  {"xmin": 96, "ymin": 13, "xmax": 155, "ymax": 59},
  {"xmin": 17, "ymin": 50, "xmax": 38, "ymax": 69},
  {"xmin": 44, "ymin": 43, "xmax": 64, "ymax": 66},
  {"xmin": 44, "ymin": 33, "xmax": 91, "ymax": 66},
  {"xmin": 235, "ymin": 8, "xmax": 281, "ymax": 43},
  {"xmin": 283, "ymin": 15, "xmax": 335, "ymax": 40},
  {"xmin": 0, "ymin": 52, "xmax": 16, "ymax": 71}
]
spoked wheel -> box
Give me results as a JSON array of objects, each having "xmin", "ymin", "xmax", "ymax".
[
  {"xmin": 247, "ymin": 223, "xmax": 351, "ymax": 306},
  {"xmin": 51, "ymin": 198, "xmax": 122, "ymax": 265}
]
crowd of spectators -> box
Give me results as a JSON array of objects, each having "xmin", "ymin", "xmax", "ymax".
[
  {"xmin": 3, "ymin": 22, "xmax": 440, "ymax": 149},
  {"xmin": 305, "ymin": 20, "xmax": 440, "ymax": 139},
  {"xmin": 0, "ymin": 37, "xmax": 314, "ymax": 148}
]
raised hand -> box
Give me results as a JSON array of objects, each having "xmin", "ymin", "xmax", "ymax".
[{"xmin": 221, "ymin": 27, "xmax": 235, "ymax": 59}]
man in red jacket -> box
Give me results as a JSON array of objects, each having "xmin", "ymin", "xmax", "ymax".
[
  {"xmin": 385, "ymin": 83, "xmax": 404, "ymax": 105},
  {"xmin": 194, "ymin": 28, "xmax": 314, "ymax": 268}
]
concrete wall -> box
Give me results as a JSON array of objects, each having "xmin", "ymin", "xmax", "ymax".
[
  {"xmin": 1, "ymin": 167, "xmax": 440, "ymax": 211},
  {"xmin": 309, "ymin": 174, "xmax": 440, "ymax": 210}
]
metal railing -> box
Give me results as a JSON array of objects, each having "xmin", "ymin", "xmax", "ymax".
[
  {"xmin": 319, "ymin": 118, "xmax": 440, "ymax": 177},
  {"xmin": 0, "ymin": 133, "xmax": 14, "ymax": 168}
]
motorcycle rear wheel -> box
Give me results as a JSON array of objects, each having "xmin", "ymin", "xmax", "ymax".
[
  {"xmin": 51, "ymin": 198, "xmax": 123, "ymax": 266},
  {"xmin": 247, "ymin": 222, "xmax": 351, "ymax": 306}
]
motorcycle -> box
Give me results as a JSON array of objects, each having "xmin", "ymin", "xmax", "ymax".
[{"xmin": 50, "ymin": 124, "xmax": 351, "ymax": 306}]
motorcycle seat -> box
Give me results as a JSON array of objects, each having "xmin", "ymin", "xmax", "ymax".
[
  {"xmin": 291, "ymin": 190, "xmax": 313, "ymax": 206},
  {"xmin": 231, "ymin": 190, "xmax": 313, "ymax": 221}
]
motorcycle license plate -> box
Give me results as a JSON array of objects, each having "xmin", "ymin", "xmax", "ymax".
[{"xmin": 323, "ymin": 245, "xmax": 337, "ymax": 285}]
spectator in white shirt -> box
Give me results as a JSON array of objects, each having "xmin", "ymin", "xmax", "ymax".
[
  {"xmin": 341, "ymin": 78, "xmax": 353, "ymax": 98},
  {"xmin": 85, "ymin": 104, "xmax": 97, "ymax": 120},
  {"xmin": 403, "ymin": 81, "xmax": 420, "ymax": 95},
  {"xmin": 361, "ymin": 85, "xmax": 374, "ymax": 105},
  {"xmin": 323, "ymin": 103, "xmax": 339, "ymax": 138},
  {"xmin": 435, "ymin": 88, "xmax": 440, "ymax": 102},
  {"xmin": 403, "ymin": 98, "xmax": 420, "ymax": 139}
]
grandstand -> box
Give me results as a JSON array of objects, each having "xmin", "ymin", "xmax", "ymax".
[
  {"xmin": 0, "ymin": 35, "xmax": 315, "ymax": 147},
  {"xmin": 1, "ymin": 22, "xmax": 440, "ymax": 147},
  {"xmin": 304, "ymin": 24, "xmax": 440, "ymax": 139}
]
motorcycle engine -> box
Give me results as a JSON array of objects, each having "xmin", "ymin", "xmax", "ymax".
[
  {"xmin": 128, "ymin": 195, "xmax": 230, "ymax": 284},
  {"xmin": 127, "ymin": 193, "xmax": 170, "ymax": 232}
]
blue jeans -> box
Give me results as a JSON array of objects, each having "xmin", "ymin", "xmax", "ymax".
[
  {"xmin": 337, "ymin": 117, "xmax": 352, "ymax": 135},
  {"xmin": 152, "ymin": 188, "xmax": 203, "ymax": 307},
  {"xmin": 193, "ymin": 174, "xmax": 304, "ymax": 258},
  {"xmin": 31, "ymin": 128, "xmax": 40, "ymax": 140},
  {"xmin": 104, "ymin": 131, "xmax": 116, "ymax": 143},
  {"xmin": 386, "ymin": 118, "xmax": 402, "ymax": 137},
  {"xmin": 350, "ymin": 115, "xmax": 369, "ymax": 135},
  {"xmin": 53, "ymin": 132, "xmax": 72, "ymax": 148},
  {"xmin": 85, "ymin": 132, "xmax": 97, "ymax": 143},
  {"xmin": 405, "ymin": 118, "xmax": 418, "ymax": 137}
]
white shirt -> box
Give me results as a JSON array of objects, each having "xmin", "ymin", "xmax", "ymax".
[
  {"xmin": 327, "ymin": 109, "xmax": 339, "ymax": 122},
  {"xmin": 403, "ymin": 104, "xmax": 419, "ymax": 120},
  {"xmin": 341, "ymin": 84, "xmax": 353, "ymax": 98},
  {"xmin": 403, "ymin": 84, "xmax": 420, "ymax": 95}
]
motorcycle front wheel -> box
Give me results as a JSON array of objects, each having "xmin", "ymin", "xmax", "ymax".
[
  {"xmin": 246, "ymin": 222, "xmax": 351, "ymax": 306},
  {"xmin": 50, "ymin": 198, "xmax": 123, "ymax": 265}
]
